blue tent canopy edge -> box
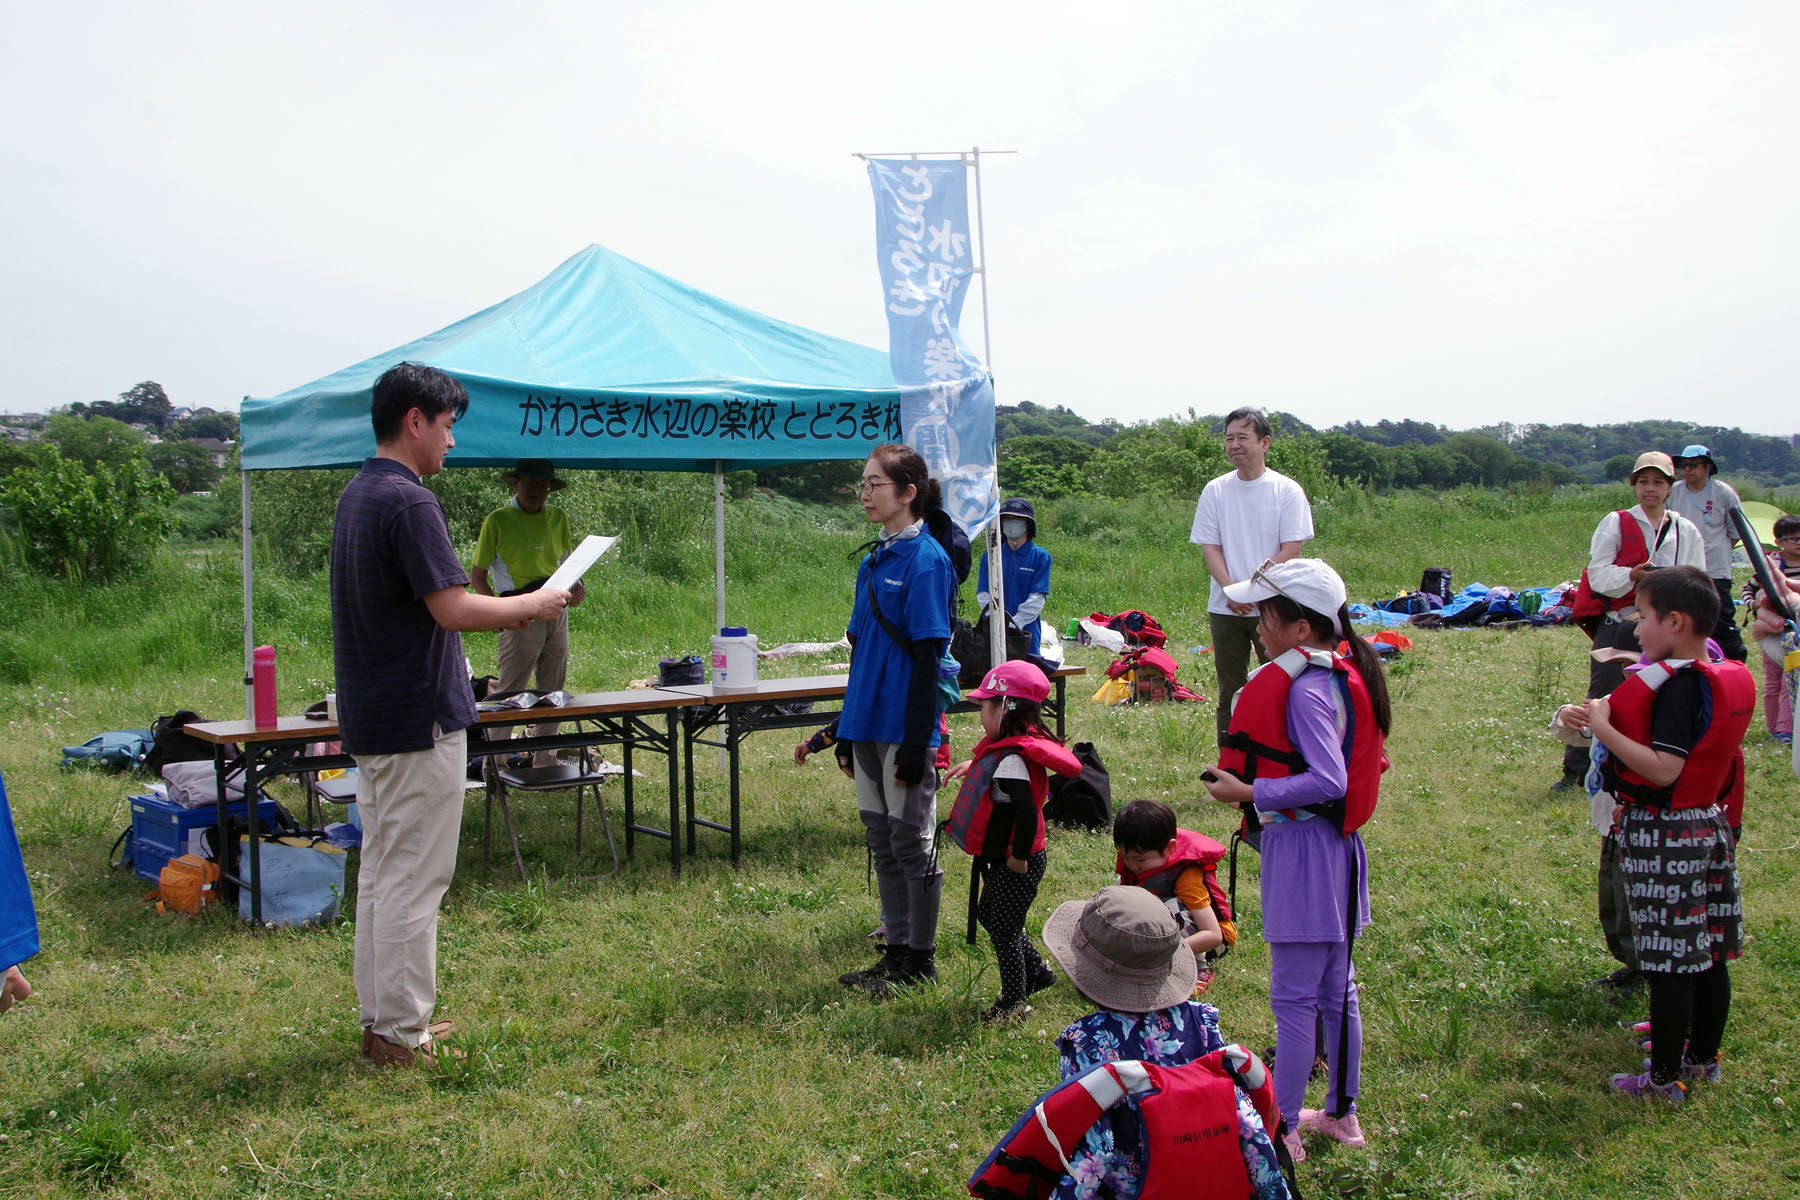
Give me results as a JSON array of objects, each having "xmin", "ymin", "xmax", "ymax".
[{"xmin": 239, "ymin": 244, "xmax": 904, "ymax": 473}]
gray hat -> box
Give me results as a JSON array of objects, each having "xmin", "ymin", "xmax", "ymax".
[{"xmin": 1042, "ymin": 886, "xmax": 1197, "ymax": 1013}]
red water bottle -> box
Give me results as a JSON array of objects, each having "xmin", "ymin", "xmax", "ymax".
[{"xmin": 253, "ymin": 645, "xmax": 278, "ymax": 728}]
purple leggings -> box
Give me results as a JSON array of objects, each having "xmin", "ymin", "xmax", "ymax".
[{"xmin": 1270, "ymin": 940, "xmax": 1363, "ymax": 1122}]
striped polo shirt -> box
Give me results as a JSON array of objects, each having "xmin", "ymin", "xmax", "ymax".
[{"xmin": 329, "ymin": 457, "xmax": 477, "ymax": 755}]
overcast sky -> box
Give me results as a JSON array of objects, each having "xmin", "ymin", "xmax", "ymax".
[{"xmin": 3, "ymin": 1, "xmax": 1795, "ymax": 436}]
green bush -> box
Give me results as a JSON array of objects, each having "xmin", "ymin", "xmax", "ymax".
[{"xmin": 1, "ymin": 445, "xmax": 175, "ymax": 580}]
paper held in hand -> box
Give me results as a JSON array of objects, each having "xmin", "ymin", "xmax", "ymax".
[{"xmin": 544, "ymin": 535, "xmax": 619, "ymax": 593}]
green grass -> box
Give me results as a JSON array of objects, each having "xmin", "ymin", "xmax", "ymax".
[{"xmin": 1, "ymin": 485, "xmax": 1797, "ymax": 1198}]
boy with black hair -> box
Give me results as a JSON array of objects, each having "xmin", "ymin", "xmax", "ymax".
[
  {"xmin": 1581, "ymin": 565, "xmax": 1753, "ymax": 1102},
  {"xmin": 1113, "ymin": 799, "xmax": 1235, "ymax": 964}
]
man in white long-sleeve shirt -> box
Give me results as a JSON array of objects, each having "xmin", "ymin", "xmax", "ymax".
[{"xmin": 1557, "ymin": 450, "xmax": 1704, "ymax": 992}]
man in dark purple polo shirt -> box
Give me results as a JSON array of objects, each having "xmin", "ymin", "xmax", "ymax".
[{"xmin": 331, "ymin": 362, "xmax": 568, "ymax": 1069}]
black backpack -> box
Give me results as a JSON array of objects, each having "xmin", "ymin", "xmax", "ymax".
[
  {"xmin": 143, "ymin": 710, "xmax": 214, "ymax": 777},
  {"xmin": 1043, "ymin": 741, "xmax": 1112, "ymax": 830}
]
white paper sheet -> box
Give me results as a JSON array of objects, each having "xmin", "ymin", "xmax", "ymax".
[{"xmin": 544, "ymin": 535, "xmax": 618, "ymax": 592}]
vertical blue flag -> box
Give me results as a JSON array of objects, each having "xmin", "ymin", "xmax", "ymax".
[{"xmin": 866, "ymin": 157, "xmax": 998, "ymax": 536}]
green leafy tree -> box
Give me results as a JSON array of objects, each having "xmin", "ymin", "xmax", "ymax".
[
  {"xmin": 998, "ymin": 435, "xmax": 1094, "ymax": 498},
  {"xmin": 146, "ymin": 440, "xmax": 224, "ymax": 494},
  {"xmin": 168, "ymin": 410, "xmax": 238, "ymax": 441},
  {"xmin": 1601, "ymin": 453, "xmax": 1637, "ymax": 481},
  {"xmin": 118, "ymin": 381, "xmax": 173, "ymax": 430},
  {"xmin": 43, "ymin": 413, "xmax": 144, "ymax": 470},
  {"xmin": 1, "ymin": 445, "xmax": 175, "ymax": 579}
]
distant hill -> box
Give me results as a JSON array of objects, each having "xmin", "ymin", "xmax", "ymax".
[{"xmin": 996, "ymin": 405, "xmax": 1800, "ymax": 492}]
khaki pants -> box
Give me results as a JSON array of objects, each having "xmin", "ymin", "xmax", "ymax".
[
  {"xmin": 497, "ymin": 609, "xmax": 570, "ymax": 763},
  {"xmin": 1210, "ymin": 611, "xmax": 1269, "ymax": 745},
  {"xmin": 353, "ymin": 725, "xmax": 467, "ymax": 1048}
]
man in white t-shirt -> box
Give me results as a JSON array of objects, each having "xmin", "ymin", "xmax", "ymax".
[
  {"xmin": 1666, "ymin": 443, "xmax": 1747, "ymax": 663},
  {"xmin": 1189, "ymin": 408, "xmax": 1315, "ymax": 745}
]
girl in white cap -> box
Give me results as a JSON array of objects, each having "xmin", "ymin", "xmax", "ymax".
[{"xmin": 1201, "ymin": 558, "xmax": 1392, "ymax": 1161}]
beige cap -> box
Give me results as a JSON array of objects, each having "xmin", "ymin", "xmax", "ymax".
[{"xmin": 1630, "ymin": 451, "xmax": 1675, "ymax": 480}]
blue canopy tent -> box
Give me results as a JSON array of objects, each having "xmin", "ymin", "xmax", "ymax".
[{"xmin": 236, "ymin": 244, "xmax": 905, "ymax": 715}]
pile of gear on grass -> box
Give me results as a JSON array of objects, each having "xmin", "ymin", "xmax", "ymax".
[{"xmin": 62, "ymin": 709, "xmax": 349, "ymax": 926}]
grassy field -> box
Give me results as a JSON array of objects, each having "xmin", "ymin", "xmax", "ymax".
[{"xmin": 1, "ymin": 484, "xmax": 1796, "ymax": 1199}]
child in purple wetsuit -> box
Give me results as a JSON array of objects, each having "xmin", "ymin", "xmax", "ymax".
[{"xmin": 1202, "ymin": 558, "xmax": 1392, "ymax": 1164}]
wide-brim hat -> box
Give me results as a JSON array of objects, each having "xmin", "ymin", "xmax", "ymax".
[
  {"xmin": 1629, "ymin": 451, "xmax": 1675, "ymax": 481},
  {"xmin": 502, "ymin": 458, "xmax": 568, "ymax": 491},
  {"xmin": 1672, "ymin": 444, "xmax": 1717, "ymax": 475},
  {"xmin": 1042, "ymin": 886, "xmax": 1197, "ymax": 1013},
  {"xmin": 1222, "ymin": 558, "xmax": 1348, "ymax": 635},
  {"xmin": 999, "ymin": 497, "xmax": 1036, "ymax": 539}
]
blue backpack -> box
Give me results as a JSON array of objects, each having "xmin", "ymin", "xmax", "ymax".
[{"xmin": 61, "ymin": 730, "xmax": 154, "ymax": 772}]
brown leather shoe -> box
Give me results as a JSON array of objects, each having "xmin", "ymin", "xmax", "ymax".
[
  {"xmin": 366, "ymin": 1029, "xmax": 467, "ymax": 1070},
  {"xmin": 361, "ymin": 1026, "xmax": 376, "ymax": 1059}
]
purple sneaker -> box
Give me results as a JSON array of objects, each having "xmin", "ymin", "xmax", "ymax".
[
  {"xmin": 1639, "ymin": 1056, "xmax": 1722, "ymax": 1084},
  {"xmin": 1610, "ymin": 1070, "xmax": 1686, "ymax": 1103}
]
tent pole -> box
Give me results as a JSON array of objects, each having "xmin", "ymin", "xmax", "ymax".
[
  {"xmin": 986, "ymin": 517, "xmax": 1006, "ymax": 670},
  {"xmin": 970, "ymin": 146, "xmax": 994, "ymax": 371},
  {"xmin": 240, "ymin": 469, "xmax": 255, "ymax": 720},
  {"xmin": 714, "ymin": 461, "xmax": 726, "ymax": 630}
]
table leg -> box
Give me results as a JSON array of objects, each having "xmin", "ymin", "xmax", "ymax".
[
  {"xmin": 244, "ymin": 750, "xmax": 263, "ymax": 926},
  {"xmin": 1053, "ymin": 674, "xmax": 1067, "ymax": 739},
  {"xmin": 213, "ymin": 745, "xmax": 234, "ymax": 906},
  {"xmin": 682, "ymin": 710, "xmax": 698, "ymax": 859},
  {"xmin": 665, "ymin": 710, "xmax": 682, "ymax": 875},
  {"xmin": 621, "ymin": 719, "xmax": 636, "ymax": 860},
  {"xmin": 728, "ymin": 704, "xmax": 742, "ymax": 867}
]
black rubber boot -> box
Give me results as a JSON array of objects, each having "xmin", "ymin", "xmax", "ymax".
[{"xmin": 839, "ymin": 945, "xmax": 907, "ymax": 988}]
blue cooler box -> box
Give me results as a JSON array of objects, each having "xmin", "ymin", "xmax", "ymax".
[{"xmin": 129, "ymin": 792, "xmax": 282, "ymax": 882}]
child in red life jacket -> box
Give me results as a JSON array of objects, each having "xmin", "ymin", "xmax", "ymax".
[
  {"xmin": 1201, "ymin": 559, "xmax": 1390, "ymax": 1163},
  {"xmin": 1745, "ymin": 512, "xmax": 1800, "ymax": 744},
  {"xmin": 944, "ymin": 660, "xmax": 1081, "ymax": 1025},
  {"xmin": 1113, "ymin": 800, "xmax": 1238, "ymax": 993},
  {"xmin": 1038, "ymin": 887, "xmax": 1294, "ymax": 1200},
  {"xmin": 1579, "ymin": 565, "xmax": 1752, "ymax": 1103}
]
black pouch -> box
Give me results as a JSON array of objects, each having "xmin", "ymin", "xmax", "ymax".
[
  {"xmin": 659, "ymin": 655, "xmax": 705, "ymax": 687},
  {"xmin": 1044, "ymin": 741, "xmax": 1112, "ymax": 830}
]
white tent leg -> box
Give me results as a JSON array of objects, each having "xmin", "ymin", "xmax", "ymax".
[
  {"xmin": 714, "ymin": 460, "xmax": 726, "ymax": 631},
  {"xmin": 241, "ymin": 470, "xmax": 256, "ymax": 720}
]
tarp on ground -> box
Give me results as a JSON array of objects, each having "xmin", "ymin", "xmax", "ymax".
[{"xmin": 239, "ymin": 244, "xmax": 904, "ymax": 472}]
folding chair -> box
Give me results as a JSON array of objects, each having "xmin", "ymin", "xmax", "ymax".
[{"xmin": 482, "ymin": 750, "xmax": 619, "ymax": 880}]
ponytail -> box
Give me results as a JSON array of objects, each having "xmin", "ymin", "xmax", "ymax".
[
  {"xmin": 1337, "ymin": 603, "xmax": 1392, "ymax": 736},
  {"xmin": 870, "ymin": 443, "xmax": 939, "ymax": 519},
  {"xmin": 1264, "ymin": 594, "xmax": 1392, "ymax": 737}
]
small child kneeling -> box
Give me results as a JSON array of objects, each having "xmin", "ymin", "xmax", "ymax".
[{"xmin": 1113, "ymin": 799, "xmax": 1237, "ymax": 992}]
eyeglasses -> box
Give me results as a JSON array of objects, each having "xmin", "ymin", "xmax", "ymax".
[
  {"xmin": 1778, "ymin": 535, "xmax": 1800, "ymax": 546},
  {"xmin": 857, "ymin": 478, "xmax": 896, "ymax": 497}
]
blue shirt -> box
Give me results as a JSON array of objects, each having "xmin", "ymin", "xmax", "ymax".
[
  {"xmin": 977, "ymin": 540, "xmax": 1053, "ymax": 652},
  {"xmin": 0, "ymin": 770, "xmax": 39, "ymax": 973},
  {"xmin": 839, "ymin": 528, "xmax": 952, "ymax": 745},
  {"xmin": 329, "ymin": 458, "xmax": 477, "ymax": 755}
]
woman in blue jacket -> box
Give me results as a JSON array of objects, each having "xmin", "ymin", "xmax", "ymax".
[{"xmin": 835, "ymin": 443, "xmax": 955, "ymax": 997}]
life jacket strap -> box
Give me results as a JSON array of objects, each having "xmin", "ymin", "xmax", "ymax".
[{"xmin": 1219, "ymin": 730, "xmax": 1307, "ymax": 775}]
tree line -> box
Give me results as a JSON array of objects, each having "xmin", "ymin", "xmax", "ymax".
[{"xmin": 993, "ymin": 402, "xmax": 1800, "ymax": 498}]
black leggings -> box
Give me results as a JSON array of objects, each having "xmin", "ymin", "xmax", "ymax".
[
  {"xmin": 977, "ymin": 851, "xmax": 1048, "ymax": 1004},
  {"xmin": 1647, "ymin": 962, "xmax": 1731, "ymax": 1081}
]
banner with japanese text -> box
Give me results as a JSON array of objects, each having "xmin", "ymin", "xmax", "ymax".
[{"xmin": 866, "ymin": 157, "xmax": 998, "ymax": 536}]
